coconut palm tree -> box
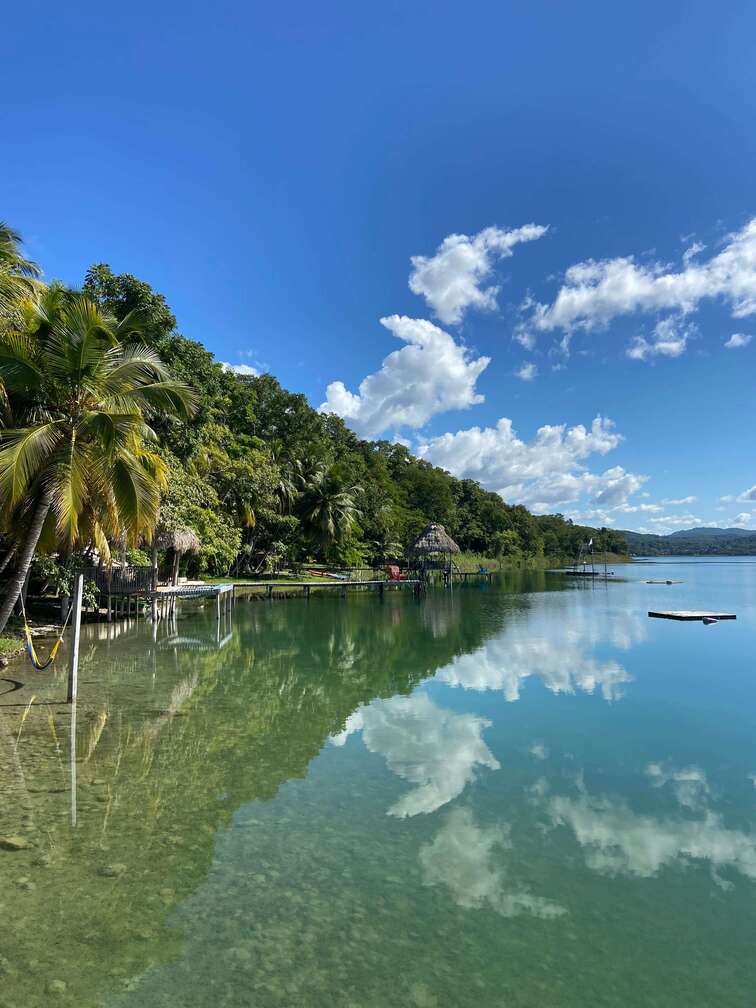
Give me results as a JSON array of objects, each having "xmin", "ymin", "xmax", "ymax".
[
  {"xmin": 0, "ymin": 285, "xmax": 195, "ymax": 632},
  {"xmin": 298, "ymin": 468, "xmax": 362, "ymax": 558},
  {"xmin": 0, "ymin": 223, "xmax": 41, "ymax": 321}
]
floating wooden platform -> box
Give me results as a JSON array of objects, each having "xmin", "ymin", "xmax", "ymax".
[{"xmin": 648, "ymin": 610, "xmax": 736, "ymax": 622}]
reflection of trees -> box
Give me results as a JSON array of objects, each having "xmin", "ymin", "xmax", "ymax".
[{"xmin": 0, "ymin": 589, "xmax": 500, "ymax": 1007}]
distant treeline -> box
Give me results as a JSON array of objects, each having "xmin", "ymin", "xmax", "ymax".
[{"xmin": 622, "ymin": 530, "xmax": 756, "ymax": 556}]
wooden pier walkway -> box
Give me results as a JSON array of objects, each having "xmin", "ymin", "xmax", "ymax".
[
  {"xmin": 234, "ymin": 579, "xmax": 422, "ymax": 599},
  {"xmin": 150, "ymin": 582, "xmax": 235, "ymax": 620}
]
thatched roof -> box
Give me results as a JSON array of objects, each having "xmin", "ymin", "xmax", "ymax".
[
  {"xmin": 410, "ymin": 523, "xmax": 460, "ymax": 555},
  {"xmin": 153, "ymin": 526, "xmax": 201, "ymax": 554}
]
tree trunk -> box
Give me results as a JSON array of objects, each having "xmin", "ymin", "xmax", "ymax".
[
  {"xmin": 171, "ymin": 550, "xmax": 180, "ymax": 586},
  {"xmin": 0, "ymin": 546, "xmax": 16, "ymax": 575},
  {"xmin": 0, "ymin": 487, "xmax": 54, "ymax": 635}
]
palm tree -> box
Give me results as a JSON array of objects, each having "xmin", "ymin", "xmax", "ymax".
[
  {"xmin": 0, "ymin": 223, "xmax": 41, "ymax": 321},
  {"xmin": 0, "ymin": 285, "xmax": 195, "ymax": 632},
  {"xmin": 298, "ymin": 468, "xmax": 362, "ymax": 558}
]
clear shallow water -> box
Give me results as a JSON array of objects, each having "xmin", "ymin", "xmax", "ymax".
[{"xmin": 1, "ymin": 560, "xmax": 755, "ymax": 1007}]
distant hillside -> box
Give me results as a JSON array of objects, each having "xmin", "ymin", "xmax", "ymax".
[
  {"xmin": 622, "ymin": 527, "xmax": 756, "ymax": 556},
  {"xmin": 666, "ymin": 526, "xmax": 753, "ymax": 539}
]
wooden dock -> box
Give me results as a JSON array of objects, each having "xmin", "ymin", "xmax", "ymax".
[
  {"xmin": 648, "ymin": 610, "xmax": 736, "ymax": 622},
  {"xmin": 234, "ymin": 579, "xmax": 422, "ymax": 599},
  {"xmin": 150, "ymin": 583, "xmax": 235, "ymax": 620}
]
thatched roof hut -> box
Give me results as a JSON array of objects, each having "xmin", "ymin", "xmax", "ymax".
[
  {"xmin": 152, "ymin": 526, "xmax": 202, "ymax": 587},
  {"xmin": 153, "ymin": 526, "xmax": 201, "ymax": 555},
  {"xmin": 410, "ymin": 523, "xmax": 460, "ymax": 556}
]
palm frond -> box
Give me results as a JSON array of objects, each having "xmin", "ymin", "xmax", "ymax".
[
  {"xmin": 0, "ymin": 329, "xmax": 43, "ymax": 390},
  {"xmin": 0, "ymin": 422, "xmax": 64, "ymax": 508},
  {"xmin": 49, "ymin": 436, "xmax": 91, "ymax": 543},
  {"xmin": 110, "ymin": 453, "xmax": 162, "ymax": 542},
  {"xmin": 0, "ymin": 223, "xmax": 41, "ymax": 279}
]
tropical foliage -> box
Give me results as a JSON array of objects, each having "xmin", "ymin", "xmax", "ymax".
[
  {"xmin": 82, "ymin": 263, "xmax": 627, "ymax": 576},
  {"xmin": 0, "ymin": 228, "xmax": 628, "ymax": 624},
  {"xmin": 0, "ymin": 265, "xmax": 194, "ymax": 630}
]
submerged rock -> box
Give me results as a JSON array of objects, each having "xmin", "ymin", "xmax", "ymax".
[
  {"xmin": 0, "ymin": 836, "xmax": 31, "ymax": 851},
  {"xmin": 99, "ymin": 863, "xmax": 127, "ymax": 878},
  {"xmin": 46, "ymin": 980, "xmax": 67, "ymax": 996}
]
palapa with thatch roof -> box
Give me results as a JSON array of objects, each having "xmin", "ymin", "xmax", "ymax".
[
  {"xmin": 153, "ymin": 527, "xmax": 202, "ymax": 555},
  {"xmin": 152, "ymin": 526, "xmax": 202, "ymax": 585},
  {"xmin": 409, "ymin": 523, "xmax": 460, "ymax": 582},
  {"xmin": 410, "ymin": 523, "xmax": 460, "ymax": 557}
]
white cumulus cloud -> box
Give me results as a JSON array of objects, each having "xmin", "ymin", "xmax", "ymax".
[
  {"xmin": 417, "ymin": 415, "xmax": 646, "ymax": 513},
  {"xmin": 409, "ymin": 224, "xmax": 548, "ymax": 325},
  {"xmin": 526, "ymin": 218, "xmax": 756, "ymax": 352},
  {"xmin": 636, "ymin": 514, "xmax": 706, "ymax": 534},
  {"xmin": 221, "ymin": 362, "xmax": 259, "ymax": 376},
  {"xmin": 319, "ymin": 315, "xmax": 490, "ymax": 438},
  {"xmin": 724, "ymin": 332, "xmax": 753, "ymax": 348},
  {"xmin": 662, "ymin": 496, "xmax": 697, "ymax": 506},
  {"xmin": 626, "ymin": 316, "xmax": 694, "ymax": 361},
  {"xmin": 731, "ymin": 512, "xmax": 756, "ymax": 528},
  {"xmin": 515, "ymin": 361, "xmax": 538, "ymax": 381},
  {"xmin": 722, "ymin": 485, "xmax": 756, "ymax": 504}
]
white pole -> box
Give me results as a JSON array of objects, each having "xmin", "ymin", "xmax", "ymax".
[
  {"xmin": 67, "ymin": 574, "xmax": 84, "ymax": 704},
  {"xmin": 70, "ymin": 699, "xmax": 77, "ymax": 826}
]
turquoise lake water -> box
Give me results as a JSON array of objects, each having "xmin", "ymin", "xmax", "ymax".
[{"xmin": 0, "ymin": 560, "xmax": 755, "ymax": 1006}]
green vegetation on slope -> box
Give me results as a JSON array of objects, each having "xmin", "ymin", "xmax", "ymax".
[
  {"xmin": 79, "ymin": 264, "xmax": 627, "ymax": 575},
  {"xmin": 0, "ymin": 226, "xmax": 628, "ymax": 604}
]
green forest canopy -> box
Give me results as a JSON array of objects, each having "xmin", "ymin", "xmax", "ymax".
[{"xmin": 81, "ymin": 264, "xmax": 628, "ymax": 575}]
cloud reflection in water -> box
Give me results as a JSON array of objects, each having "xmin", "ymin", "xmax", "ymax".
[
  {"xmin": 420, "ymin": 807, "xmax": 566, "ymax": 919},
  {"xmin": 330, "ymin": 692, "xmax": 499, "ymax": 816}
]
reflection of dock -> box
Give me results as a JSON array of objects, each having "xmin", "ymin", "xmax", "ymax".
[
  {"xmin": 547, "ymin": 569, "xmax": 615, "ymax": 578},
  {"xmin": 449, "ymin": 571, "xmax": 494, "ymax": 580},
  {"xmin": 158, "ymin": 633, "xmax": 233, "ymax": 651}
]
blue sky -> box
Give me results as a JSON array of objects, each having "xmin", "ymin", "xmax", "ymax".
[{"xmin": 3, "ymin": 0, "xmax": 756, "ymax": 533}]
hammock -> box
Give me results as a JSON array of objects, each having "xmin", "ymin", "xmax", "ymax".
[{"xmin": 19, "ymin": 593, "xmax": 74, "ymax": 671}]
